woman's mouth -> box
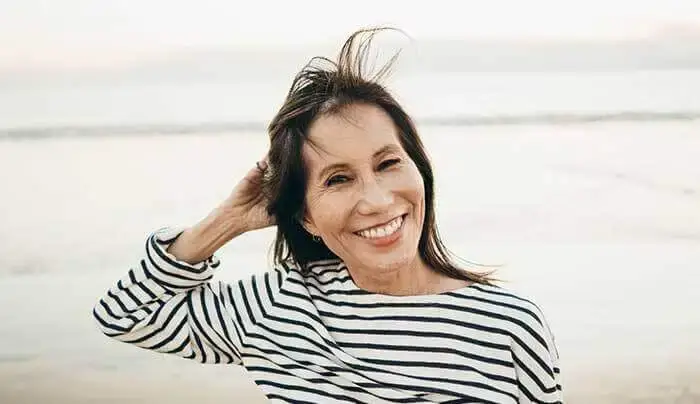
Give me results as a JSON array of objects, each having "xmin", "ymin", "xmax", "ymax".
[{"xmin": 354, "ymin": 214, "xmax": 406, "ymax": 243}]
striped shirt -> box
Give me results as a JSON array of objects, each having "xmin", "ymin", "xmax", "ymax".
[{"xmin": 93, "ymin": 227, "xmax": 563, "ymax": 403}]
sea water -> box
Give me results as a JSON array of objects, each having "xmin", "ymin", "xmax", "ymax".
[{"xmin": 0, "ymin": 69, "xmax": 699, "ymax": 403}]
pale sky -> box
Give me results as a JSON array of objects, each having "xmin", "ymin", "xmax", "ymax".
[{"xmin": 2, "ymin": 0, "xmax": 700, "ymax": 69}]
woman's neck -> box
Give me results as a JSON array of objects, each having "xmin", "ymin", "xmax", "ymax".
[{"xmin": 346, "ymin": 257, "xmax": 469, "ymax": 296}]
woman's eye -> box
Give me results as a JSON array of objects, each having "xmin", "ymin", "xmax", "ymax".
[
  {"xmin": 378, "ymin": 158, "xmax": 400, "ymax": 170},
  {"xmin": 325, "ymin": 174, "xmax": 349, "ymax": 187}
]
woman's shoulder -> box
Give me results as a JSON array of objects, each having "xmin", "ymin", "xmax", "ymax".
[
  {"xmin": 467, "ymin": 283, "xmax": 545, "ymax": 311},
  {"xmin": 458, "ymin": 282, "xmax": 554, "ymax": 330}
]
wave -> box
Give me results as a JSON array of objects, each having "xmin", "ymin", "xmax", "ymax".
[
  {"xmin": 2, "ymin": 111, "xmax": 699, "ymax": 140},
  {"xmin": 418, "ymin": 111, "xmax": 700, "ymax": 126}
]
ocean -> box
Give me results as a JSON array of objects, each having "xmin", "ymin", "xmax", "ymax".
[
  {"xmin": 2, "ymin": 69, "xmax": 699, "ymax": 136},
  {"xmin": 1, "ymin": 67, "xmax": 699, "ymax": 403}
]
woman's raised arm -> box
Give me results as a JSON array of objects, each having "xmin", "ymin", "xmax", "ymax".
[{"xmin": 93, "ymin": 160, "xmax": 276, "ymax": 364}]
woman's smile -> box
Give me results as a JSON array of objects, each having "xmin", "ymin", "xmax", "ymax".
[{"xmin": 353, "ymin": 213, "xmax": 406, "ymax": 247}]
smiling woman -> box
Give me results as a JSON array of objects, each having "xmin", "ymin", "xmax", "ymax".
[
  {"xmin": 302, "ymin": 105, "xmax": 448, "ymax": 294},
  {"xmin": 93, "ymin": 28, "xmax": 564, "ymax": 403}
]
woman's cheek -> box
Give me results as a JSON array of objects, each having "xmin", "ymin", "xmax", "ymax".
[
  {"xmin": 321, "ymin": 191, "xmax": 354, "ymax": 221},
  {"xmin": 389, "ymin": 169, "xmax": 422, "ymax": 191}
]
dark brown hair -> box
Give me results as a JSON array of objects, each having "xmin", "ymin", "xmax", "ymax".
[{"xmin": 264, "ymin": 27, "xmax": 494, "ymax": 285}]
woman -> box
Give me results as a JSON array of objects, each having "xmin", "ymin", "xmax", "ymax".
[{"xmin": 94, "ymin": 28, "xmax": 563, "ymax": 403}]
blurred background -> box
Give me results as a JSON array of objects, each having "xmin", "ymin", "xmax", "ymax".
[{"xmin": 1, "ymin": 1, "xmax": 699, "ymax": 403}]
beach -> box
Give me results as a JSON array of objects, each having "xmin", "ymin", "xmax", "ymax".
[{"xmin": 1, "ymin": 120, "xmax": 699, "ymax": 403}]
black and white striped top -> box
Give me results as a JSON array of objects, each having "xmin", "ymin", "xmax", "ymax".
[{"xmin": 94, "ymin": 227, "xmax": 563, "ymax": 403}]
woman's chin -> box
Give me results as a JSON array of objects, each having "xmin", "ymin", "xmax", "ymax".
[{"xmin": 356, "ymin": 248, "xmax": 419, "ymax": 273}]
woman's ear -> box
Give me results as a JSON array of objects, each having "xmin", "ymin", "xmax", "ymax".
[{"xmin": 297, "ymin": 210, "xmax": 319, "ymax": 238}]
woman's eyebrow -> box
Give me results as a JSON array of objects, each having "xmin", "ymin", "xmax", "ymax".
[
  {"xmin": 316, "ymin": 144, "xmax": 400, "ymax": 181},
  {"xmin": 317, "ymin": 162, "xmax": 349, "ymax": 182},
  {"xmin": 373, "ymin": 144, "xmax": 400, "ymax": 157}
]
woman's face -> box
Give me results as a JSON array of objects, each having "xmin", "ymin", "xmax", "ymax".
[{"xmin": 302, "ymin": 103, "xmax": 426, "ymax": 275}]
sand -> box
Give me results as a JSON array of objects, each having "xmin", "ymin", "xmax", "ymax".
[{"xmin": 1, "ymin": 121, "xmax": 699, "ymax": 403}]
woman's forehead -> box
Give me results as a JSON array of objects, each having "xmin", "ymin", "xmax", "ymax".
[{"xmin": 304, "ymin": 104, "xmax": 401, "ymax": 161}]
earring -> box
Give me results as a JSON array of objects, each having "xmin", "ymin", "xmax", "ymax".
[{"xmin": 312, "ymin": 235, "xmax": 321, "ymax": 243}]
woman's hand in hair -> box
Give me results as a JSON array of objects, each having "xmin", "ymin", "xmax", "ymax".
[
  {"xmin": 166, "ymin": 157, "xmax": 275, "ymax": 264},
  {"xmin": 220, "ymin": 158, "xmax": 276, "ymax": 234}
]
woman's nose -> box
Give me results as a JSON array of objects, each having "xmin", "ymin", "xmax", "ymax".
[{"xmin": 356, "ymin": 179, "xmax": 393, "ymax": 214}]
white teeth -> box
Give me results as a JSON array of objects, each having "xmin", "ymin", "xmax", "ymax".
[{"xmin": 357, "ymin": 216, "xmax": 404, "ymax": 239}]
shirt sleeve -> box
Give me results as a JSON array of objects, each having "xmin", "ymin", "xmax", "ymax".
[
  {"xmin": 92, "ymin": 227, "xmax": 247, "ymax": 365},
  {"xmin": 513, "ymin": 306, "xmax": 564, "ymax": 403}
]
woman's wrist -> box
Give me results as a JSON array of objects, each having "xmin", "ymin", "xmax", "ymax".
[{"xmin": 167, "ymin": 207, "xmax": 244, "ymax": 264}]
